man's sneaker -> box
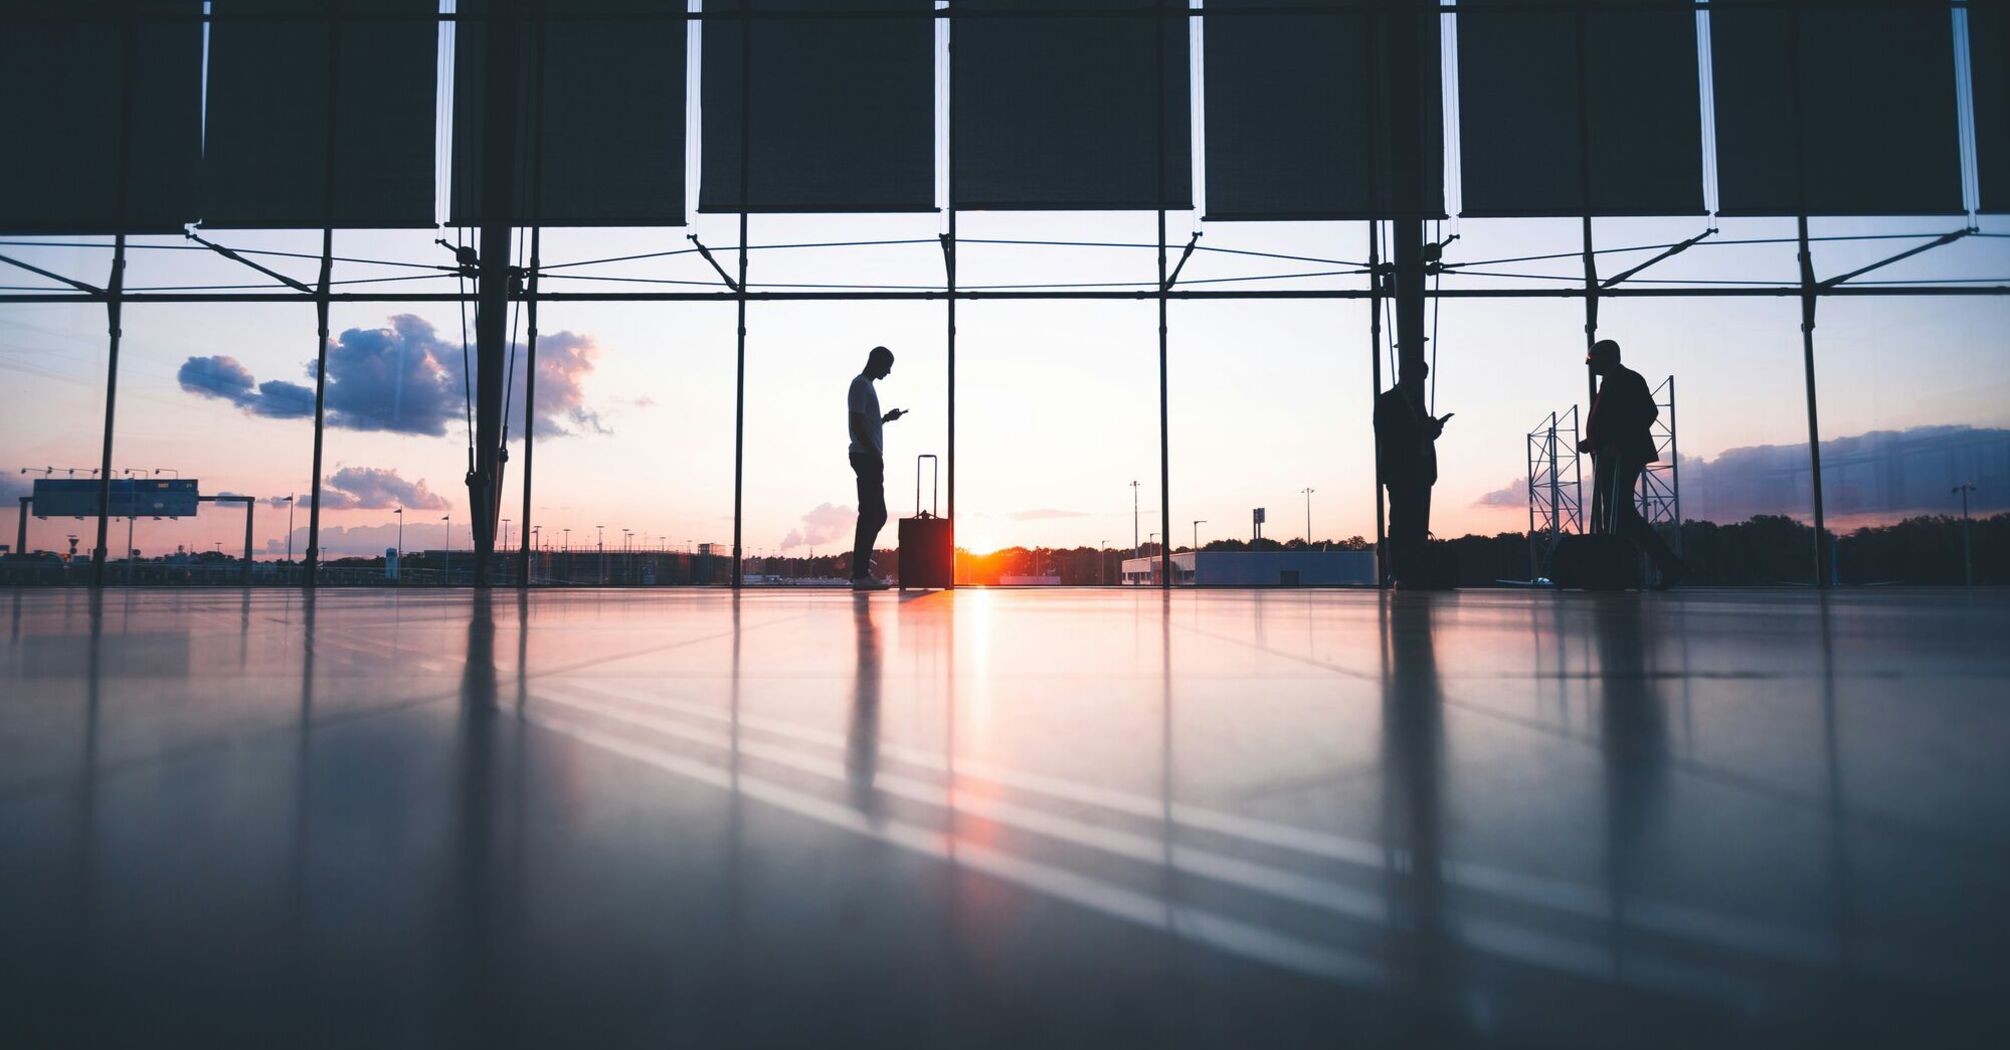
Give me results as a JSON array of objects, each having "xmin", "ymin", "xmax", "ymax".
[{"xmin": 851, "ymin": 577, "xmax": 891, "ymax": 591}]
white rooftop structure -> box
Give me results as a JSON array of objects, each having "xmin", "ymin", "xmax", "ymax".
[{"xmin": 1120, "ymin": 550, "xmax": 1377, "ymax": 587}]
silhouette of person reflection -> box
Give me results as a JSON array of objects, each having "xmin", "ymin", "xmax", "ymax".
[
  {"xmin": 1380, "ymin": 595, "xmax": 1450, "ymax": 1023},
  {"xmin": 848, "ymin": 595, "xmax": 883, "ymax": 819},
  {"xmin": 1376, "ymin": 359, "xmax": 1452, "ymax": 588},
  {"xmin": 1581, "ymin": 339, "xmax": 1687, "ymax": 588},
  {"xmin": 1591, "ymin": 595, "xmax": 1670, "ymax": 966}
]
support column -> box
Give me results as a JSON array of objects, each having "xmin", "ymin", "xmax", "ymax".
[
  {"xmin": 1156, "ymin": 0, "xmax": 1170, "ymax": 590},
  {"xmin": 944, "ymin": 14, "xmax": 958, "ymax": 589},
  {"xmin": 731, "ymin": 0, "xmax": 752, "ymax": 589},
  {"xmin": 518, "ymin": 227, "xmax": 540, "ymax": 588},
  {"xmin": 518, "ymin": 2, "xmax": 549, "ymax": 589},
  {"xmin": 1369, "ymin": 225, "xmax": 1386, "ymax": 587},
  {"xmin": 304, "ymin": 3, "xmax": 343, "ymax": 588},
  {"xmin": 1582, "ymin": 216, "xmax": 1599, "ymax": 407},
  {"xmin": 470, "ymin": 0, "xmax": 525, "ymax": 588},
  {"xmin": 91, "ymin": 6, "xmax": 140, "ymax": 587},
  {"xmin": 1797, "ymin": 216, "xmax": 1830, "ymax": 587},
  {"xmin": 241, "ymin": 498, "xmax": 254, "ymax": 586},
  {"xmin": 1574, "ymin": 8, "xmax": 1598, "ymax": 410},
  {"xmin": 305, "ymin": 232, "xmax": 333, "ymax": 586},
  {"xmin": 14, "ymin": 497, "xmax": 28, "ymax": 556},
  {"xmin": 1380, "ymin": 2, "xmax": 1428, "ymax": 383},
  {"xmin": 91, "ymin": 237, "xmax": 125, "ymax": 587}
]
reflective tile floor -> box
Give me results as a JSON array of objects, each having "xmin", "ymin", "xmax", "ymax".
[{"xmin": 3, "ymin": 587, "xmax": 2008, "ymax": 1048}]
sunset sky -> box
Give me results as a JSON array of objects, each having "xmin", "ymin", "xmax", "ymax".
[{"xmin": 5, "ymin": 210, "xmax": 2007, "ymax": 562}]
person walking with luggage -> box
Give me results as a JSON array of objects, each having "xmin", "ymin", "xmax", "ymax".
[
  {"xmin": 1375, "ymin": 358, "xmax": 1452, "ymax": 588},
  {"xmin": 848, "ymin": 346, "xmax": 905, "ymax": 590},
  {"xmin": 1579, "ymin": 339, "xmax": 1687, "ymax": 588}
]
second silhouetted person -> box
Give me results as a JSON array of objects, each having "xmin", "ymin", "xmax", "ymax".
[
  {"xmin": 1375, "ymin": 359, "xmax": 1451, "ymax": 588},
  {"xmin": 1581, "ymin": 339, "xmax": 1687, "ymax": 588}
]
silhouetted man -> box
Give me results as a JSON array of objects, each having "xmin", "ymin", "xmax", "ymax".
[
  {"xmin": 1376, "ymin": 359, "xmax": 1450, "ymax": 587},
  {"xmin": 1581, "ymin": 339, "xmax": 1687, "ymax": 587},
  {"xmin": 848, "ymin": 346, "xmax": 905, "ymax": 590}
]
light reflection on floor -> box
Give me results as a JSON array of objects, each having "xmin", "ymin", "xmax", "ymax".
[{"xmin": 2, "ymin": 586, "xmax": 2005, "ymax": 1047}]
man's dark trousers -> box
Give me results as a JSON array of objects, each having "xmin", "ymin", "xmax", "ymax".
[
  {"xmin": 1594, "ymin": 453, "xmax": 1679, "ymax": 572},
  {"xmin": 850, "ymin": 451, "xmax": 887, "ymax": 579},
  {"xmin": 1385, "ymin": 482, "xmax": 1431, "ymax": 585}
]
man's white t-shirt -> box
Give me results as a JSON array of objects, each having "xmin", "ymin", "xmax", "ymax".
[{"xmin": 847, "ymin": 373, "xmax": 882, "ymax": 458}]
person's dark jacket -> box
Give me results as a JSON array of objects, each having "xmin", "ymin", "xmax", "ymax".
[
  {"xmin": 1585, "ymin": 363, "xmax": 1659, "ymax": 465},
  {"xmin": 1375, "ymin": 385, "xmax": 1438, "ymax": 486}
]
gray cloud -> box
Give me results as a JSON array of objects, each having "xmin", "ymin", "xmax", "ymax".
[
  {"xmin": 1009, "ymin": 508, "xmax": 1091, "ymax": 521},
  {"xmin": 0, "ymin": 472, "xmax": 30, "ymax": 501},
  {"xmin": 1684, "ymin": 425, "xmax": 2010, "ymax": 524},
  {"xmin": 780, "ymin": 502, "xmax": 856, "ymax": 550},
  {"xmin": 178, "ymin": 355, "xmax": 314, "ymax": 419},
  {"xmin": 1468, "ymin": 425, "xmax": 2010, "ymax": 524},
  {"xmin": 178, "ymin": 314, "xmax": 607, "ymax": 439},
  {"xmin": 317, "ymin": 466, "xmax": 452, "ymax": 511}
]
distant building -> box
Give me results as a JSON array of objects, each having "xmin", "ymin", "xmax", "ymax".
[
  {"xmin": 1121, "ymin": 550, "xmax": 1376, "ymax": 586},
  {"xmin": 998, "ymin": 574, "xmax": 1062, "ymax": 586}
]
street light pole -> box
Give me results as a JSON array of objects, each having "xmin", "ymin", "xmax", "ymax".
[
  {"xmin": 597, "ymin": 524, "xmax": 606, "ymax": 584},
  {"xmin": 1130, "ymin": 480, "xmax": 1141, "ymax": 559},
  {"xmin": 286, "ymin": 494, "xmax": 296, "ymax": 565},
  {"xmin": 1954, "ymin": 482, "xmax": 1976, "ymax": 586},
  {"xmin": 1301, "ymin": 486, "xmax": 1314, "ymax": 547},
  {"xmin": 1192, "ymin": 519, "xmax": 1204, "ymax": 552},
  {"xmin": 442, "ymin": 513, "xmax": 451, "ymax": 584},
  {"xmin": 394, "ymin": 506, "xmax": 403, "ymax": 584}
]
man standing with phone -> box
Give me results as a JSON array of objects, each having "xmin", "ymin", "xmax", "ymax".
[
  {"xmin": 848, "ymin": 346, "xmax": 906, "ymax": 590},
  {"xmin": 1580, "ymin": 338, "xmax": 1686, "ymax": 587},
  {"xmin": 1375, "ymin": 358, "xmax": 1452, "ymax": 588}
]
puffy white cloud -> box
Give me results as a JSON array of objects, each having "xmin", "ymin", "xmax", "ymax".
[
  {"xmin": 780, "ymin": 502, "xmax": 856, "ymax": 550},
  {"xmin": 317, "ymin": 466, "xmax": 451, "ymax": 511},
  {"xmin": 1471, "ymin": 478, "xmax": 1529, "ymax": 508}
]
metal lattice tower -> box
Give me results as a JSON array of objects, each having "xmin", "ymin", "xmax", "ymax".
[
  {"xmin": 1637, "ymin": 375, "xmax": 1683, "ymax": 553},
  {"xmin": 1526, "ymin": 406, "xmax": 1585, "ymax": 579}
]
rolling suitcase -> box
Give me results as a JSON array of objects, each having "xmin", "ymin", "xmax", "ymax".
[
  {"xmin": 898, "ymin": 454, "xmax": 952, "ymax": 590},
  {"xmin": 1547, "ymin": 459, "xmax": 1637, "ymax": 590}
]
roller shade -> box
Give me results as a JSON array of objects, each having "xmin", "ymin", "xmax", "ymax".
[
  {"xmin": 0, "ymin": 1, "xmax": 203, "ymax": 233},
  {"xmin": 952, "ymin": 0, "xmax": 1191, "ymax": 211},
  {"xmin": 1712, "ymin": 1, "xmax": 1963, "ymax": 216},
  {"xmin": 701, "ymin": 0, "xmax": 936, "ymax": 213},
  {"xmin": 1456, "ymin": 0, "xmax": 1702, "ymax": 217},
  {"xmin": 203, "ymin": 0, "xmax": 438, "ymax": 229},
  {"xmin": 1202, "ymin": 0, "xmax": 1443, "ymax": 221},
  {"xmin": 452, "ymin": 0, "xmax": 687, "ymax": 227},
  {"xmin": 1973, "ymin": 0, "xmax": 2010, "ymax": 213}
]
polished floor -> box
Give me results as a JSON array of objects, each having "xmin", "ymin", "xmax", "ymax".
[{"xmin": 3, "ymin": 586, "xmax": 2007, "ymax": 1048}]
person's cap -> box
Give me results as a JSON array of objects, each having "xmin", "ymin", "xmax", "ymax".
[{"xmin": 1586, "ymin": 338, "xmax": 1621, "ymax": 365}]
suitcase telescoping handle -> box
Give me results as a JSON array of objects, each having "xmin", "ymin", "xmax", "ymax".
[{"xmin": 916, "ymin": 454, "xmax": 939, "ymax": 518}]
